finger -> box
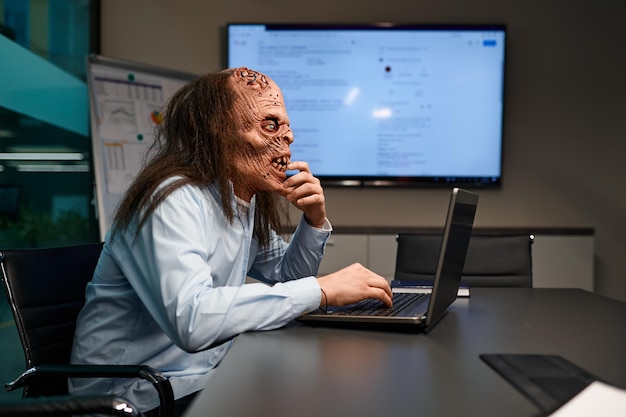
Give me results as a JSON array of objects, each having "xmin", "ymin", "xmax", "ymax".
[
  {"xmin": 285, "ymin": 180, "xmax": 322, "ymax": 204},
  {"xmin": 367, "ymin": 276, "xmax": 393, "ymax": 305},
  {"xmin": 373, "ymin": 281, "xmax": 393, "ymax": 306},
  {"xmin": 287, "ymin": 180, "xmax": 318, "ymax": 197},
  {"xmin": 382, "ymin": 280, "xmax": 393, "ymax": 299},
  {"xmin": 287, "ymin": 161, "xmax": 311, "ymax": 173},
  {"xmin": 375, "ymin": 287, "xmax": 394, "ymax": 307},
  {"xmin": 294, "ymin": 194, "xmax": 325, "ymax": 209},
  {"xmin": 295, "ymin": 193, "xmax": 325, "ymax": 213},
  {"xmin": 284, "ymin": 169, "xmax": 317, "ymax": 188},
  {"xmin": 283, "ymin": 174, "xmax": 307, "ymax": 190}
]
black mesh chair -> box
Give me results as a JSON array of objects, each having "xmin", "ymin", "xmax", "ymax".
[
  {"xmin": 395, "ymin": 234, "xmax": 534, "ymax": 287},
  {"xmin": 0, "ymin": 243, "xmax": 174, "ymax": 417}
]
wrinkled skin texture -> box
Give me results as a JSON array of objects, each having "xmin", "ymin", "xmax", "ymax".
[{"xmin": 229, "ymin": 68, "xmax": 293, "ymax": 199}]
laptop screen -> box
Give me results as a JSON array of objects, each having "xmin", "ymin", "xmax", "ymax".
[{"xmin": 426, "ymin": 189, "xmax": 478, "ymax": 327}]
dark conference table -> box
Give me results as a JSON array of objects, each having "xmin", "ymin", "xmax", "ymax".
[{"xmin": 183, "ymin": 288, "xmax": 626, "ymax": 417}]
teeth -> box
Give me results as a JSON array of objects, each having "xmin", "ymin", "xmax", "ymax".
[{"xmin": 272, "ymin": 156, "xmax": 290, "ymax": 172}]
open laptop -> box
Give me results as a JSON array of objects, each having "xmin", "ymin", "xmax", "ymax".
[{"xmin": 297, "ymin": 187, "xmax": 478, "ymax": 333}]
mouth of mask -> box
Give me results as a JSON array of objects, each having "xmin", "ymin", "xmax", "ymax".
[{"xmin": 272, "ymin": 156, "xmax": 290, "ymax": 172}]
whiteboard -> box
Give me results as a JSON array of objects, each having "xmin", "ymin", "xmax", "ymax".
[{"xmin": 87, "ymin": 54, "xmax": 198, "ymax": 239}]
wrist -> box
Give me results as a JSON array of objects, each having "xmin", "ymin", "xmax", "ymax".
[
  {"xmin": 304, "ymin": 214, "xmax": 326, "ymax": 229},
  {"xmin": 320, "ymin": 288, "xmax": 329, "ymax": 313}
]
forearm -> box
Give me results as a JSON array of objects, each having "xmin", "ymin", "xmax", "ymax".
[{"xmin": 249, "ymin": 215, "xmax": 331, "ymax": 283}]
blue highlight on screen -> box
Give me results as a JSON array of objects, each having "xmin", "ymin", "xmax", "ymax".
[{"xmin": 483, "ymin": 39, "xmax": 498, "ymax": 47}]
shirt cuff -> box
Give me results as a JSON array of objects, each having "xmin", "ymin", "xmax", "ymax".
[
  {"xmin": 317, "ymin": 217, "xmax": 332, "ymax": 232},
  {"xmin": 287, "ymin": 276, "xmax": 323, "ymax": 314},
  {"xmin": 303, "ymin": 215, "xmax": 332, "ymax": 232}
]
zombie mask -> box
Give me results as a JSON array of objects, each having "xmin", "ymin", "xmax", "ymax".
[{"xmin": 228, "ymin": 68, "xmax": 294, "ymax": 200}]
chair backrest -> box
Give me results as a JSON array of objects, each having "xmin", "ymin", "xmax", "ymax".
[
  {"xmin": 0, "ymin": 242, "xmax": 103, "ymax": 396},
  {"xmin": 395, "ymin": 234, "xmax": 533, "ymax": 287}
]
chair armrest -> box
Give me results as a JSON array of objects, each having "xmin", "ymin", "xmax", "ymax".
[
  {"xmin": 5, "ymin": 365, "xmax": 174, "ymax": 417},
  {"xmin": 0, "ymin": 394, "xmax": 144, "ymax": 417}
]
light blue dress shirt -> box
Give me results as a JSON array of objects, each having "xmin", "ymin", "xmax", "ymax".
[{"xmin": 69, "ymin": 180, "xmax": 330, "ymax": 411}]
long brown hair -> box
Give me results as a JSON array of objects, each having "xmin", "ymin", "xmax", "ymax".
[{"xmin": 112, "ymin": 70, "xmax": 287, "ymax": 247}]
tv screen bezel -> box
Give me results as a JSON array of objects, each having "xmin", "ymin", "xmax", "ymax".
[{"xmin": 225, "ymin": 22, "xmax": 507, "ymax": 188}]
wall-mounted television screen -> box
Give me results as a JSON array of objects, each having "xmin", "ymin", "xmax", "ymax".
[{"xmin": 227, "ymin": 23, "xmax": 506, "ymax": 187}]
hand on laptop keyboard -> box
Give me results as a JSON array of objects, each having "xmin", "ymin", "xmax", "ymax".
[
  {"xmin": 339, "ymin": 292, "xmax": 426, "ymax": 316},
  {"xmin": 317, "ymin": 263, "xmax": 393, "ymax": 309}
]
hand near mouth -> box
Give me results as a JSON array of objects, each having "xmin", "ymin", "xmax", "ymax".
[{"xmin": 282, "ymin": 161, "xmax": 327, "ymax": 228}]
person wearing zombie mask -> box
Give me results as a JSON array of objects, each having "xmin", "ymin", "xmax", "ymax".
[{"xmin": 69, "ymin": 68, "xmax": 393, "ymax": 416}]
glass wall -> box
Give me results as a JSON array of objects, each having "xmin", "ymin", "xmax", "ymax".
[{"xmin": 0, "ymin": 0, "xmax": 100, "ymax": 248}]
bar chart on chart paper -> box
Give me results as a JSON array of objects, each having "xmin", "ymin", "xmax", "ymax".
[{"xmin": 87, "ymin": 55, "xmax": 197, "ymax": 238}]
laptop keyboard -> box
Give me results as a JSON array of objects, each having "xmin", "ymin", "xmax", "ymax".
[{"xmin": 337, "ymin": 292, "xmax": 427, "ymax": 316}]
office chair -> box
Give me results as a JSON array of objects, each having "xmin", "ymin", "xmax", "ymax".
[
  {"xmin": 0, "ymin": 394, "xmax": 145, "ymax": 416},
  {"xmin": 395, "ymin": 234, "xmax": 534, "ymax": 287},
  {"xmin": 0, "ymin": 243, "xmax": 175, "ymax": 417}
]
